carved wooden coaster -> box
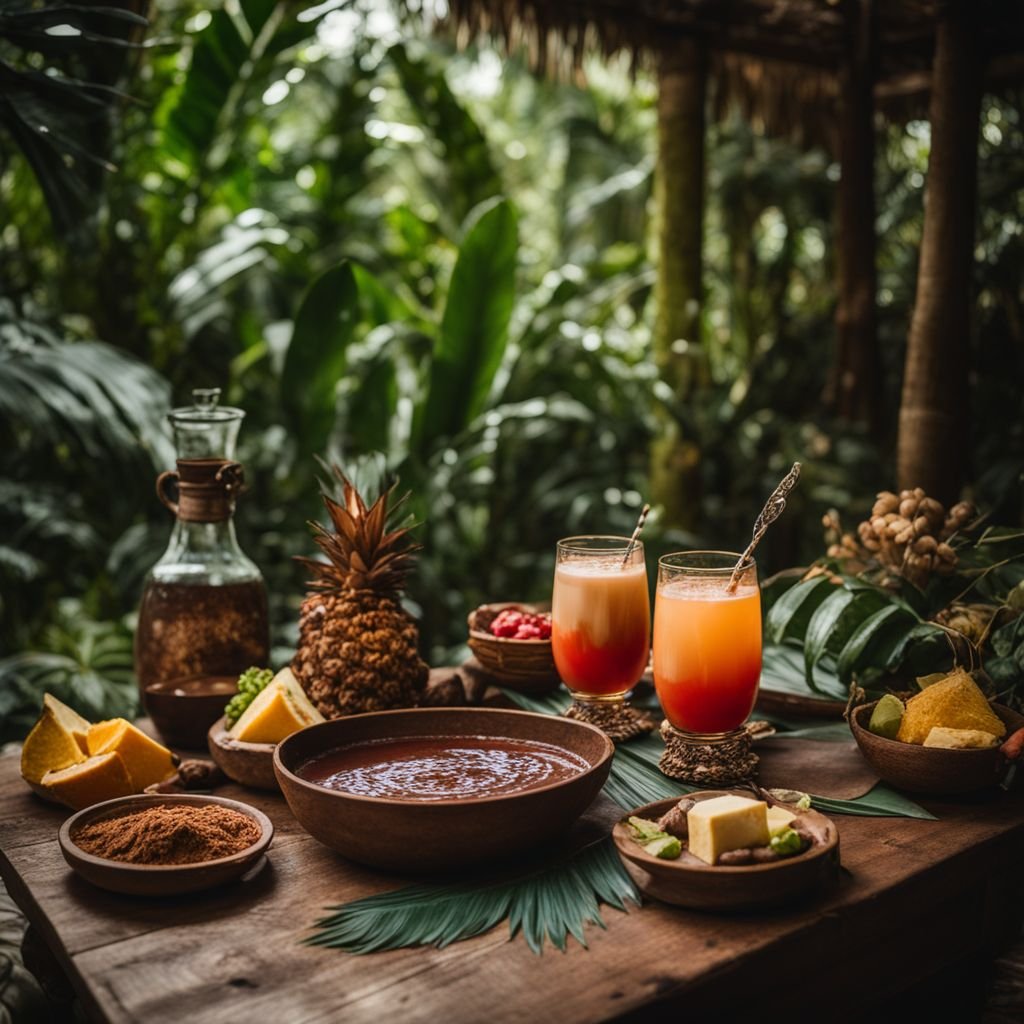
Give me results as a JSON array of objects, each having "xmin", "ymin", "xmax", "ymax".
[
  {"xmin": 659, "ymin": 720, "xmax": 760, "ymax": 785},
  {"xmin": 564, "ymin": 700, "xmax": 655, "ymax": 743}
]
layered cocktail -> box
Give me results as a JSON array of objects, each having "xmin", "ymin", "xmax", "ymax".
[
  {"xmin": 653, "ymin": 552, "xmax": 761, "ymax": 738},
  {"xmin": 552, "ymin": 536, "xmax": 650, "ymax": 713}
]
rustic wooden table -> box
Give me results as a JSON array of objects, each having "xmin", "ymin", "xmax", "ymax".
[{"xmin": 2, "ymin": 740, "xmax": 1024, "ymax": 1024}]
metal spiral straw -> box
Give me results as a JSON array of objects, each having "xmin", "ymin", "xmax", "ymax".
[
  {"xmin": 621, "ymin": 503, "xmax": 650, "ymax": 568},
  {"xmin": 727, "ymin": 462, "xmax": 802, "ymax": 593}
]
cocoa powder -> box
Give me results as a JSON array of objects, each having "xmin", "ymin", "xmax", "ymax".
[{"xmin": 73, "ymin": 804, "xmax": 261, "ymax": 865}]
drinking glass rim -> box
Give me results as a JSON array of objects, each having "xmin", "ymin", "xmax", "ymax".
[
  {"xmin": 658, "ymin": 550, "xmax": 755, "ymax": 574},
  {"xmin": 557, "ymin": 534, "xmax": 641, "ymax": 553}
]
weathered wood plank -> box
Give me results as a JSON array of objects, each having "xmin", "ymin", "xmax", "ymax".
[{"xmin": 2, "ymin": 746, "xmax": 1024, "ymax": 1024}]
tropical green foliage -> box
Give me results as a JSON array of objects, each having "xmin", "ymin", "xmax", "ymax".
[{"xmin": 0, "ymin": 0, "xmax": 1022, "ymax": 733}]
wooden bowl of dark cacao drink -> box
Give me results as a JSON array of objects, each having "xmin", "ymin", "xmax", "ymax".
[
  {"xmin": 274, "ymin": 707, "xmax": 614, "ymax": 872},
  {"xmin": 145, "ymin": 675, "xmax": 239, "ymax": 751},
  {"xmin": 59, "ymin": 794, "xmax": 273, "ymax": 896},
  {"xmin": 849, "ymin": 701, "xmax": 1024, "ymax": 795},
  {"xmin": 467, "ymin": 603, "xmax": 561, "ymax": 694}
]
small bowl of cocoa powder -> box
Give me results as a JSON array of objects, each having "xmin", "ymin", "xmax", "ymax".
[{"xmin": 59, "ymin": 794, "xmax": 273, "ymax": 896}]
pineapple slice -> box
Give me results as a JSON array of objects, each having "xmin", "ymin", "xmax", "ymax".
[
  {"xmin": 233, "ymin": 667, "xmax": 324, "ymax": 744},
  {"xmin": 21, "ymin": 694, "xmax": 92, "ymax": 786},
  {"xmin": 87, "ymin": 719, "xmax": 177, "ymax": 790},
  {"xmin": 896, "ymin": 669, "xmax": 1006, "ymax": 745},
  {"xmin": 42, "ymin": 753, "xmax": 134, "ymax": 810}
]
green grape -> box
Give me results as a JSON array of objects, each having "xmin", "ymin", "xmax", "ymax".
[{"xmin": 224, "ymin": 667, "xmax": 274, "ymax": 728}]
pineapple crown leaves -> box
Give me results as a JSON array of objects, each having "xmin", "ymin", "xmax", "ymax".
[{"xmin": 295, "ymin": 469, "xmax": 421, "ymax": 596}]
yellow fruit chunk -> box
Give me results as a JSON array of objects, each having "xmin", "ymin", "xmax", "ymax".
[
  {"xmin": 87, "ymin": 719, "xmax": 177, "ymax": 790},
  {"xmin": 923, "ymin": 727, "xmax": 999, "ymax": 750},
  {"xmin": 42, "ymin": 753, "xmax": 134, "ymax": 810},
  {"xmin": 896, "ymin": 669, "xmax": 1006, "ymax": 745},
  {"xmin": 21, "ymin": 694, "xmax": 92, "ymax": 786},
  {"xmin": 767, "ymin": 805, "xmax": 797, "ymax": 836},
  {"xmin": 686, "ymin": 795, "xmax": 769, "ymax": 865},
  {"xmin": 233, "ymin": 667, "xmax": 324, "ymax": 744}
]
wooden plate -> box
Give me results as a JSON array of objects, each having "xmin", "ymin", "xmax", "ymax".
[
  {"xmin": 849, "ymin": 701, "xmax": 1024, "ymax": 795},
  {"xmin": 59, "ymin": 793, "xmax": 273, "ymax": 896},
  {"xmin": 207, "ymin": 716, "xmax": 278, "ymax": 791},
  {"xmin": 613, "ymin": 793, "xmax": 840, "ymax": 911},
  {"xmin": 755, "ymin": 688, "xmax": 847, "ymax": 720}
]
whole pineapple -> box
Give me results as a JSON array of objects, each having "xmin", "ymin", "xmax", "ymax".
[{"xmin": 292, "ymin": 471, "xmax": 428, "ymax": 718}]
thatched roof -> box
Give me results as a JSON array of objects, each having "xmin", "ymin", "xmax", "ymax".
[{"xmin": 439, "ymin": 0, "xmax": 1024, "ymax": 150}]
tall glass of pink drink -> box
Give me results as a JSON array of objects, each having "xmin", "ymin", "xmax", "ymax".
[
  {"xmin": 551, "ymin": 536, "xmax": 650, "ymax": 713},
  {"xmin": 653, "ymin": 551, "xmax": 761, "ymax": 738}
]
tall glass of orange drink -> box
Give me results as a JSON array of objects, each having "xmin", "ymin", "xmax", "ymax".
[
  {"xmin": 551, "ymin": 536, "xmax": 650, "ymax": 714},
  {"xmin": 653, "ymin": 551, "xmax": 761, "ymax": 738}
]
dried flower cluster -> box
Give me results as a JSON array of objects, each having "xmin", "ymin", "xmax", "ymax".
[{"xmin": 825, "ymin": 489, "xmax": 975, "ymax": 589}]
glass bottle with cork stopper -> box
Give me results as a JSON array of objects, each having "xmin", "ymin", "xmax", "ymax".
[{"xmin": 134, "ymin": 389, "xmax": 269, "ymax": 696}]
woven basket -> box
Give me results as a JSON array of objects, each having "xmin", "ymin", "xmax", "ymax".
[{"xmin": 467, "ymin": 603, "xmax": 562, "ymax": 695}]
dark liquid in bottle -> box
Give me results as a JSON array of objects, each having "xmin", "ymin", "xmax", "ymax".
[{"xmin": 134, "ymin": 579, "xmax": 269, "ymax": 694}]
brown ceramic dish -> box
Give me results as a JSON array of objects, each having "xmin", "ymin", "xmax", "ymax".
[
  {"xmin": 59, "ymin": 793, "xmax": 273, "ymax": 896},
  {"xmin": 467, "ymin": 602, "xmax": 561, "ymax": 694},
  {"xmin": 145, "ymin": 675, "xmax": 239, "ymax": 750},
  {"xmin": 274, "ymin": 707, "xmax": 613, "ymax": 872},
  {"xmin": 849, "ymin": 701, "xmax": 1024, "ymax": 795},
  {"xmin": 613, "ymin": 793, "xmax": 840, "ymax": 911},
  {"xmin": 208, "ymin": 716, "xmax": 278, "ymax": 791}
]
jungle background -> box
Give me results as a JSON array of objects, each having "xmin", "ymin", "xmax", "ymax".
[{"xmin": 1, "ymin": 0, "xmax": 1024, "ymax": 740}]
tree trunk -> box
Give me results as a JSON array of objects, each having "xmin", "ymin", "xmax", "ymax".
[
  {"xmin": 649, "ymin": 42, "xmax": 707, "ymax": 529},
  {"xmin": 827, "ymin": 0, "xmax": 881, "ymax": 436},
  {"xmin": 897, "ymin": 6, "xmax": 983, "ymax": 503}
]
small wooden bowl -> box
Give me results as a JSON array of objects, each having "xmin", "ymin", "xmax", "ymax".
[
  {"xmin": 274, "ymin": 707, "xmax": 613, "ymax": 872},
  {"xmin": 59, "ymin": 793, "xmax": 273, "ymax": 896},
  {"xmin": 613, "ymin": 793, "xmax": 840, "ymax": 912},
  {"xmin": 849, "ymin": 701, "xmax": 1024, "ymax": 795},
  {"xmin": 207, "ymin": 716, "xmax": 279, "ymax": 791},
  {"xmin": 467, "ymin": 602, "xmax": 561, "ymax": 695},
  {"xmin": 145, "ymin": 675, "xmax": 238, "ymax": 750}
]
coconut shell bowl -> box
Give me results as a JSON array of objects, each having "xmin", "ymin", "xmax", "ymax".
[
  {"xmin": 274, "ymin": 707, "xmax": 613, "ymax": 872},
  {"xmin": 467, "ymin": 602, "xmax": 561, "ymax": 694},
  {"xmin": 208, "ymin": 717, "xmax": 278, "ymax": 791},
  {"xmin": 850, "ymin": 701, "xmax": 1024, "ymax": 796}
]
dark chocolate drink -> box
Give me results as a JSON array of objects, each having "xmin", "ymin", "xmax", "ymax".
[
  {"xmin": 297, "ymin": 735, "xmax": 588, "ymax": 801},
  {"xmin": 134, "ymin": 579, "xmax": 269, "ymax": 694}
]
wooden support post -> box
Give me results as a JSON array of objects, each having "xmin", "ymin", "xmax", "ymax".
[
  {"xmin": 650, "ymin": 41, "xmax": 707, "ymax": 529},
  {"xmin": 828, "ymin": 0, "xmax": 881, "ymax": 436},
  {"xmin": 897, "ymin": 5, "xmax": 983, "ymax": 502}
]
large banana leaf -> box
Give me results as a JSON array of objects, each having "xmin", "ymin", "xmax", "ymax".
[
  {"xmin": 414, "ymin": 198, "xmax": 518, "ymax": 457},
  {"xmin": 763, "ymin": 573, "xmax": 944, "ymax": 696},
  {"xmin": 388, "ymin": 42, "xmax": 502, "ymax": 229},
  {"xmin": 161, "ymin": 0, "xmax": 321, "ymax": 173},
  {"xmin": 281, "ymin": 261, "xmax": 360, "ymax": 460},
  {"xmin": 0, "ymin": 1, "xmax": 147, "ymax": 232}
]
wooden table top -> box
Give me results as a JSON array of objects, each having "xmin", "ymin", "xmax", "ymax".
[{"xmin": 2, "ymin": 739, "xmax": 1024, "ymax": 1024}]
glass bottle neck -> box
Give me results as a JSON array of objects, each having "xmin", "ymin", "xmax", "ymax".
[{"xmin": 150, "ymin": 518, "xmax": 262, "ymax": 586}]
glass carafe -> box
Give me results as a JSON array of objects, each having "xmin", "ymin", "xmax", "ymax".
[{"xmin": 134, "ymin": 389, "xmax": 269, "ymax": 695}]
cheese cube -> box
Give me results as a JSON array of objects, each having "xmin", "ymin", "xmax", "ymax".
[
  {"xmin": 686, "ymin": 796, "xmax": 770, "ymax": 865},
  {"xmin": 767, "ymin": 805, "xmax": 797, "ymax": 836},
  {"xmin": 923, "ymin": 727, "xmax": 999, "ymax": 750}
]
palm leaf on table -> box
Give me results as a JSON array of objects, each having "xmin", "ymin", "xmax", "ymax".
[
  {"xmin": 499, "ymin": 687, "xmax": 934, "ymax": 819},
  {"xmin": 309, "ymin": 838, "xmax": 638, "ymax": 955}
]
